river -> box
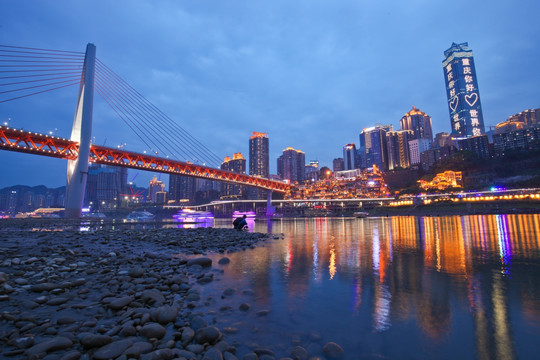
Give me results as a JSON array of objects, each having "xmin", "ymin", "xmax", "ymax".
[{"xmin": 191, "ymin": 215, "xmax": 540, "ymax": 359}]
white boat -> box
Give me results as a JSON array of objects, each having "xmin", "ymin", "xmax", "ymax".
[
  {"xmin": 353, "ymin": 211, "xmax": 370, "ymax": 218},
  {"xmin": 126, "ymin": 211, "xmax": 155, "ymax": 221},
  {"xmin": 173, "ymin": 209, "xmax": 214, "ymax": 223}
]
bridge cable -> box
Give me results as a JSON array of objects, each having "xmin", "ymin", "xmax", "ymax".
[
  {"xmin": 95, "ymin": 60, "xmax": 222, "ymax": 167},
  {"xmin": 94, "ymin": 64, "xmax": 185, "ymax": 161},
  {"xmin": 95, "ymin": 61, "xmax": 204, "ymax": 163},
  {"xmin": 0, "ymin": 45, "xmax": 84, "ymax": 103},
  {"xmin": 95, "ymin": 60, "xmax": 221, "ymax": 166}
]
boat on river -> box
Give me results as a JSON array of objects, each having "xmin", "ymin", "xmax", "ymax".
[
  {"xmin": 353, "ymin": 211, "xmax": 370, "ymax": 218},
  {"xmin": 173, "ymin": 209, "xmax": 214, "ymax": 223},
  {"xmin": 126, "ymin": 211, "xmax": 155, "ymax": 221}
]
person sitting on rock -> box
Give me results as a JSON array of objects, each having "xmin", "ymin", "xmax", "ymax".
[{"xmin": 233, "ymin": 214, "xmax": 247, "ymax": 230}]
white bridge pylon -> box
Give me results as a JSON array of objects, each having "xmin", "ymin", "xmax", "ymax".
[{"xmin": 65, "ymin": 43, "xmax": 96, "ymax": 218}]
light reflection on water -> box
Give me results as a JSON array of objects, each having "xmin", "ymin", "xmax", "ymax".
[{"xmin": 199, "ymin": 215, "xmax": 540, "ymax": 360}]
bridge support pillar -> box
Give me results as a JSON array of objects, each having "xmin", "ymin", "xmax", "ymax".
[
  {"xmin": 65, "ymin": 43, "xmax": 96, "ymax": 218},
  {"xmin": 266, "ymin": 190, "xmax": 275, "ymax": 217}
]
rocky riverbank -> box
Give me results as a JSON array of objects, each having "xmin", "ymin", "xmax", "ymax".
[{"xmin": 0, "ymin": 221, "xmax": 345, "ymax": 360}]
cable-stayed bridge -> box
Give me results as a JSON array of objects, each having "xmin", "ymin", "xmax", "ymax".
[{"xmin": 0, "ymin": 44, "xmax": 290, "ymax": 217}]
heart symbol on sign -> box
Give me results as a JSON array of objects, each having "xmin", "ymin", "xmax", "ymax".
[
  {"xmin": 449, "ymin": 96, "xmax": 458, "ymax": 112},
  {"xmin": 465, "ymin": 93, "xmax": 478, "ymax": 107}
]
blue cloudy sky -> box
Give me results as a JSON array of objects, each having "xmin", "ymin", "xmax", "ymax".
[{"xmin": 1, "ymin": 0, "xmax": 539, "ymax": 188}]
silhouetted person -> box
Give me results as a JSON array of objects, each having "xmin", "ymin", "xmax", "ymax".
[{"xmin": 233, "ymin": 214, "xmax": 247, "ymax": 230}]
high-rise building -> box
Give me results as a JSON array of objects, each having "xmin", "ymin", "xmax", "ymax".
[
  {"xmin": 333, "ymin": 158, "xmax": 345, "ymax": 172},
  {"xmin": 343, "ymin": 144, "xmax": 357, "ymax": 170},
  {"xmin": 169, "ymin": 175, "xmax": 196, "ymax": 204},
  {"xmin": 400, "ymin": 106, "xmax": 433, "ymax": 144},
  {"xmin": 457, "ymin": 135, "xmax": 491, "ymax": 158},
  {"xmin": 305, "ymin": 160, "xmax": 319, "ymax": 182},
  {"xmin": 443, "ymin": 42, "xmax": 485, "ymax": 137},
  {"xmin": 386, "ymin": 130, "xmax": 413, "ymax": 170},
  {"xmin": 496, "ymin": 108, "xmax": 540, "ymax": 133},
  {"xmin": 434, "ymin": 132, "xmax": 453, "ymax": 148},
  {"xmin": 220, "ymin": 153, "xmax": 247, "ymax": 199},
  {"xmin": 408, "ymin": 138, "xmax": 432, "ymax": 166},
  {"xmin": 249, "ymin": 132, "xmax": 269, "ymax": 178},
  {"xmin": 493, "ymin": 126, "xmax": 540, "ymax": 154},
  {"xmin": 85, "ymin": 164, "xmax": 128, "ymax": 211},
  {"xmin": 249, "ymin": 132, "xmax": 269, "ymax": 199},
  {"xmin": 277, "ymin": 147, "xmax": 305, "ymax": 183},
  {"xmin": 360, "ymin": 125, "xmax": 392, "ymax": 170},
  {"xmin": 148, "ymin": 176, "xmax": 165, "ymax": 203}
]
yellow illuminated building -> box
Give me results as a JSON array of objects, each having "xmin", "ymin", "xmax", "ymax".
[{"xmin": 418, "ymin": 170, "xmax": 462, "ymax": 191}]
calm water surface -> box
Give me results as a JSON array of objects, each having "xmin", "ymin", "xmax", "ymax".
[{"xmin": 194, "ymin": 215, "xmax": 540, "ymax": 360}]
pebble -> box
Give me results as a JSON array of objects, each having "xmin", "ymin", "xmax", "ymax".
[
  {"xmin": 93, "ymin": 338, "xmax": 133, "ymax": 360},
  {"xmin": 322, "ymin": 342, "xmax": 344, "ymax": 359},
  {"xmin": 187, "ymin": 257, "xmax": 213, "ymax": 267},
  {"xmin": 0, "ymin": 225, "xmax": 279, "ymax": 359},
  {"xmin": 80, "ymin": 334, "xmax": 113, "ymax": 349},
  {"xmin": 290, "ymin": 346, "xmax": 309, "ymax": 360},
  {"xmin": 141, "ymin": 322, "xmax": 167, "ymax": 339},
  {"xmin": 152, "ymin": 305, "xmax": 178, "ymax": 325},
  {"xmin": 25, "ymin": 336, "xmax": 73, "ymax": 358}
]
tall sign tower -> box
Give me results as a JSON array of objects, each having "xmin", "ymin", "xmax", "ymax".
[{"xmin": 443, "ymin": 42, "xmax": 485, "ymax": 137}]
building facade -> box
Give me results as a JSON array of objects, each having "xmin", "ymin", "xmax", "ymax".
[
  {"xmin": 420, "ymin": 145, "xmax": 458, "ymax": 171},
  {"xmin": 360, "ymin": 125, "xmax": 392, "ymax": 170},
  {"xmin": 493, "ymin": 126, "xmax": 540, "ymax": 154},
  {"xmin": 169, "ymin": 175, "xmax": 196, "ymax": 205},
  {"xmin": 220, "ymin": 153, "xmax": 247, "ymax": 199},
  {"xmin": 386, "ymin": 130, "xmax": 413, "ymax": 170},
  {"xmin": 333, "ymin": 158, "xmax": 345, "ymax": 172},
  {"xmin": 457, "ymin": 135, "xmax": 491, "ymax": 158},
  {"xmin": 249, "ymin": 132, "xmax": 269, "ymax": 199},
  {"xmin": 434, "ymin": 132, "xmax": 452, "ymax": 148},
  {"xmin": 148, "ymin": 176, "xmax": 166, "ymax": 203},
  {"xmin": 249, "ymin": 132, "xmax": 269, "ymax": 178},
  {"xmin": 443, "ymin": 42, "xmax": 485, "ymax": 137},
  {"xmin": 399, "ymin": 106, "xmax": 433, "ymax": 144},
  {"xmin": 343, "ymin": 144, "xmax": 357, "ymax": 170},
  {"xmin": 506, "ymin": 108, "xmax": 540, "ymax": 128},
  {"xmin": 277, "ymin": 147, "xmax": 305, "ymax": 183},
  {"xmin": 84, "ymin": 164, "xmax": 128, "ymax": 211},
  {"xmin": 408, "ymin": 138, "xmax": 432, "ymax": 166}
]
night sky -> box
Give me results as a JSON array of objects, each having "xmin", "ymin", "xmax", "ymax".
[{"xmin": 1, "ymin": 0, "xmax": 539, "ymax": 188}]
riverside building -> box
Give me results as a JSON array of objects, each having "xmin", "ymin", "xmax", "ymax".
[
  {"xmin": 249, "ymin": 132, "xmax": 269, "ymax": 199},
  {"xmin": 220, "ymin": 153, "xmax": 247, "ymax": 199},
  {"xmin": 400, "ymin": 106, "xmax": 433, "ymax": 144},
  {"xmin": 277, "ymin": 147, "xmax": 306, "ymax": 183},
  {"xmin": 443, "ymin": 42, "xmax": 485, "ymax": 137}
]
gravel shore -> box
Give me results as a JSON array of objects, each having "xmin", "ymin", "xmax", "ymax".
[{"xmin": 0, "ymin": 220, "xmax": 332, "ymax": 360}]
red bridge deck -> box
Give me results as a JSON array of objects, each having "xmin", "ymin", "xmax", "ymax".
[{"xmin": 0, "ymin": 126, "xmax": 290, "ymax": 192}]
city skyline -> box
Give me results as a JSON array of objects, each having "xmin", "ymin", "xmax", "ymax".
[{"xmin": 1, "ymin": 1, "xmax": 539, "ymax": 188}]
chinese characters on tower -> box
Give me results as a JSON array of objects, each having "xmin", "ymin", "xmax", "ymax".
[{"xmin": 442, "ymin": 42, "xmax": 485, "ymax": 137}]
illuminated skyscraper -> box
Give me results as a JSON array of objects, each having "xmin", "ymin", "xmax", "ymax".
[
  {"xmin": 220, "ymin": 153, "xmax": 247, "ymax": 199},
  {"xmin": 249, "ymin": 132, "xmax": 269, "ymax": 199},
  {"xmin": 333, "ymin": 158, "xmax": 345, "ymax": 172},
  {"xmin": 84, "ymin": 164, "xmax": 128, "ymax": 210},
  {"xmin": 148, "ymin": 176, "xmax": 165, "ymax": 203},
  {"xmin": 249, "ymin": 132, "xmax": 269, "ymax": 178},
  {"xmin": 443, "ymin": 42, "xmax": 485, "ymax": 137},
  {"xmin": 386, "ymin": 130, "xmax": 413, "ymax": 170},
  {"xmin": 400, "ymin": 106, "xmax": 433, "ymax": 144},
  {"xmin": 360, "ymin": 125, "xmax": 392, "ymax": 170},
  {"xmin": 343, "ymin": 144, "xmax": 357, "ymax": 170},
  {"xmin": 277, "ymin": 147, "xmax": 305, "ymax": 183},
  {"xmin": 169, "ymin": 175, "xmax": 196, "ymax": 205}
]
